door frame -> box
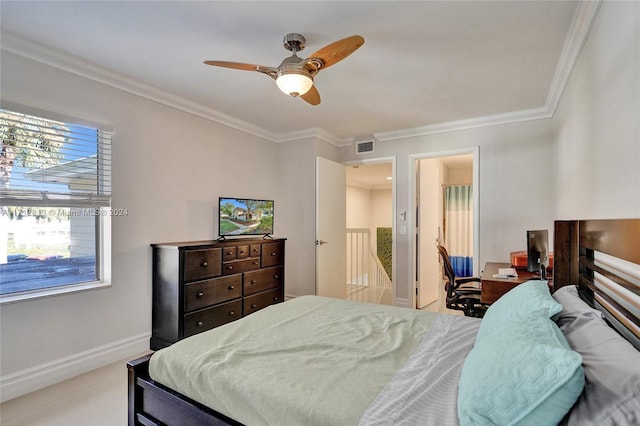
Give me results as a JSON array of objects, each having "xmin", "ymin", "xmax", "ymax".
[
  {"xmin": 343, "ymin": 156, "xmax": 397, "ymax": 305},
  {"xmin": 408, "ymin": 147, "xmax": 479, "ymax": 310}
]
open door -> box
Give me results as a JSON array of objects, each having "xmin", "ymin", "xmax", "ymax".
[
  {"xmin": 412, "ymin": 151, "xmax": 476, "ymax": 310},
  {"xmin": 417, "ymin": 158, "xmax": 442, "ymax": 308},
  {"xmin": 316, "ymin": 157, "xmax": 346, "ymax": 299}
]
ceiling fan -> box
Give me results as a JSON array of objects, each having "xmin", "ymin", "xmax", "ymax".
[{"xmin": 204, "ymin": 33, "xmax": 365, "ymax": 105}]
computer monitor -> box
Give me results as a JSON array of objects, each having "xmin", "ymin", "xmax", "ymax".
[{"xmin": 527, "ymin": 229, "xmax": 549, "ymax": 279}]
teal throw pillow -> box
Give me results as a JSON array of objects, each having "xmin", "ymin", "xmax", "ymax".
[
  {"xmin": 458, "ymin": 314, "xmax": 584, "ymax": 426},
  {"xmin": 476, "ymin": 279, "xmax": 562, "ymax": 341}
]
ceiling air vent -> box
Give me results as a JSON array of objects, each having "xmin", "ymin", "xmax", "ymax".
[{"xmin": 356, "ymin": 140, "xmax": 374, "ymax": 154}]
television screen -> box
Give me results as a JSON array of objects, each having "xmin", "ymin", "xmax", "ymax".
[
  {"xmin": 527, "ymin": 229, "xmax": 549, "ymax": 277},
  {"xmin": 218, "ymin": 198, "xmax": 274, "ymax": 237}
]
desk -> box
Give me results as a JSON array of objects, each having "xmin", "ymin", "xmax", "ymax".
[{"xmin": 480, "ymin": 262, "xmax": 547, "ymax": 304}]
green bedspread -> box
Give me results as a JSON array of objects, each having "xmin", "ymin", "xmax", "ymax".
[{"xmin": 149, "ymin": 295, "xmax": 438, "ymax": 426}]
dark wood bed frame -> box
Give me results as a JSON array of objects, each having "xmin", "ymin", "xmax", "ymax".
[
  {"xmin": 554, "ymin": 219, "xmax": 640, "ymax": 349},
  {"xmin": 128, "ymin": 218, "xmax": 640, "ymax": 425}
]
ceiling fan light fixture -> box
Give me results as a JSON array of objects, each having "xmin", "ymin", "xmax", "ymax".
[
  {"xmin": 276, "ymin": 70, "xmax": 313, "ymax": 97},
  {"xmin": 204, "ymin": 33, "xmax": 364, "ymax": 105}
]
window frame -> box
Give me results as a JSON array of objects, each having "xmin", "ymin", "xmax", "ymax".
[{"xmin": 0, "ymin": 105, "xmax": 113, "ymax": 304}]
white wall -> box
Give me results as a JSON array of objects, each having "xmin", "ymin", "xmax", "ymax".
[
  {"xmin": 553, "ymin": 1, "xmax": 640, "ymax": 218},
  {"xmin": 370, "ymin": 189, "xmax": 393, "ymax": 233},
  {"xmin": 346, "ymin": 185, "xmax": 371, "ymax": 229},
  {"xmin": 0, "ymin": 50, "xmax": 338, "ymax": 399},
  {"xmin": 445, "ymin": 164, "xmax": 472, "ymax": 185},
  {"xmin": 0, "ymin": 52, "xmax": 283, "ymax": 400},
  {"xmin": 1, "ymin": 0, "xmax": 637, "ymax": 401},
  {"xmin": 339, "ymin": 2, "xmax": 639, "ymax": 305},
  {"xmin": 346, "ymin": 185, "xmax": 392, "ymax": 251},
  {"xmin": 339, "ymin": 119, "xmax": 557, "ymax": 304},
  {"xmin": 276, "ymin": 137, "xmax": 340, "ymax": 298}
]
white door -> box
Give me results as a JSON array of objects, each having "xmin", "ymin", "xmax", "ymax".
[
  {"xmin": 417, "ymin": 158, "xmax": 443, "ymax": 308},
  {"xmin": 316, "ymin": 157, "xmax": 346, "ymax": 299}
]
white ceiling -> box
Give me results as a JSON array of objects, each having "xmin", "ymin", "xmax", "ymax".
[
  {"xmin": 347, "ymin": 163, "xmax": 394, "ymax": 190},
  {"xmin": 1, "ymin": 1, "xmax": 581, "ymax": 144},
  {"xmin": 346, "ymin": 154, "xmax": 473, "ymax": 189}
]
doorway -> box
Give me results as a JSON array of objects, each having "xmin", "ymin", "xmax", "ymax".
[
  {"xmin": 412, "ymin": 149, "xmax": 478, "ymax": 311},
  {"xmin": 345, "ymin": 159, "xmax": 395, "ymax": 305}
]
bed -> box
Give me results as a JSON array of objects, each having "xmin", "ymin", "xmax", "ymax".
[{"xmin": 128, "ymin": 218, "xmax": 640, "ymax": 426}]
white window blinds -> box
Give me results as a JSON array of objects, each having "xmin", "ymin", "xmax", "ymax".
[{"xmin": 0, "ymin": 109, "xmax": 112, "ymax": 207}]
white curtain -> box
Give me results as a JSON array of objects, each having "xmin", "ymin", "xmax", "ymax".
[{"xmin": 444, "ymin": 185, "xmax": 474, "ymax": 277}]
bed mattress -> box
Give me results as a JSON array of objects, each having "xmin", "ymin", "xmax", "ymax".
[{"xmin": 149, "ymin": 295, "xmax": 480, "ymax": 426}]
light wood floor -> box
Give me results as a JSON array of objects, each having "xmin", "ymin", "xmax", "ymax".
[{"xmin": 0, "ymin": 352, "xmax": 149, "ymax": 426}]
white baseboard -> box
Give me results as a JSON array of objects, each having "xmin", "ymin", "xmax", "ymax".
[{"xmin": 0, "ymin": 332, "xmax": 150, "ymax": 403}]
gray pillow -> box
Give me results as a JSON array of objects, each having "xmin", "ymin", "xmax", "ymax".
[
  {"xmin": 552, "ymin": 285, "xmax": 640, "ymax": 425},
  {"xmin": 593, "ymin": 383, "xmax": 640, "ymax": 426}
]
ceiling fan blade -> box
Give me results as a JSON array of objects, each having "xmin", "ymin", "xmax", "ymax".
[
  {"xmin": 306, "ymin": 35, "xmax": 364, "ymax": 70},
  {"xmin": 300, "ymin": 85, "xmax": 321, "ymax": 105},
  {"xmin": 203, "ymin": 60, "xmax": 267, "ymax": 72}
]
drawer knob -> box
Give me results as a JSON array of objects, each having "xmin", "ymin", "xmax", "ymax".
[
  {"xmin": 197, "ymin": 291, "xmax": 204, "ymax": 298},
  {"xmin": 273, "ymin": 275, "xmax": 279, "ymax": 279},
  {"xmin": 201, "ymin": 261, "xmax": 208, "ymax": 267},
  {"xmin": 227, "ymin": 251, "xmax": 233, "ymax": 255},
  {"xmin": 253, "ymin": 261, "xmax": 259, "ymax": 265},
  {"xmin": 240, "ymin": 250, "xmax": 245, "ymax": 254},
  {"xmin": 271, "ymin": 252, "xmax": 276, "ymax": 256},
  {"xmin": 273, "ymin": 297, "xmax": 279, "ymax": 301},
  {"xmin": 228, "ymin": 311, "xmax": 235, "ymax": 316},
  {"xmin": 227, "ymin": 266, "xmax": 233, "ymax": 270},
  {"xmin": 197, "ymin": 321, "xmax": 204, "ymax": 327},
  {"xmin": 251, "ymin": 280, "xmax": 257, "ymax": 285},
  {"xmin": 228, "ymin": 285, "xmax": 235, "ymax": 290},
  {"xmin": 251, "ymin": 304, "xmax": 257, "ymax": 309}
]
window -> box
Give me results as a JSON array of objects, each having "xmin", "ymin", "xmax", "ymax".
[{"xmin": 0, "ymin": 109, "xmax": 112, "ymax": 301}]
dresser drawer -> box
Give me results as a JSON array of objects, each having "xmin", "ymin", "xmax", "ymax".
[
  {"xmin": 222, "ymin": 247, "xmax": 236, "ymax": 261},
  {"xmin": 236, "ymin": 245, "xmax": 250, "ymax": 259},
  {"xmin": 184, "ymin": 248, "xmax": 222, "ymax": 282},
  {"xmin": 244, "ymin": 266, "xmax": 283, "ymax": 296},
  {"xmin": 250, "ymin": 244, "xmax": 261, "ymax": 257},
  {"xmin": 183, "ymin": 300, "xmax": 242, "ymax": 338},
  {"xmin": 222, "ymin": 245, "xmax": 251, "ymax": 261},
  {"xmin": 184, "ymin": 274, "xmax": 242, "ymax": 312},
  {"xmin": 244, "ymin": 288, "xmax": 284, "ymax": 315},
  {"xmin": 222, "ymin": 258, "xmax": 261, "ymax": 275},
  {"xmin": 261, "ymin": 242, "xmax": 284, "ymax": 267}
]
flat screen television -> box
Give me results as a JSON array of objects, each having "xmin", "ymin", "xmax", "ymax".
[
  {"xmin": 527, "ymin": 229, "xmax": 549, "ymax": 279},
  {"xmin": 218, "ymin": 197, "xmax": 274, "ymax": 238}
]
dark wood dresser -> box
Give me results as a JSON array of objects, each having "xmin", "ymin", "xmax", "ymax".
[{"xmin": 150, "ymin": 237, "xmax": 285, "ymax": 350}]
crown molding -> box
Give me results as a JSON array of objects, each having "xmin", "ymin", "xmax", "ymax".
[
  {"xmin": 375, "ymin": 107, "xmax": 551, "ymax": 142},
  {"xmin": 375, "ymin": 0, "xmax": 600, "ymax": 143},
  {"xmin": 544, "ymin": 0, "xmax": 602, "ymax": 115},
  {"xmin": 1, "ymin": 0, "xmax": 600, "ymax": 148},
  {"xmin": 0, "ymin": 31, "xmax": 281, "ymax": 143},
  {"xmin": 276, "ymin": 127, "xmax": 352, "ymax": 146}
]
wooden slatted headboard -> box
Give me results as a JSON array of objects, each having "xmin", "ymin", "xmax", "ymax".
[{"xmin": 554, "ymin": 219, "xmax": 640, "ymax": 350}]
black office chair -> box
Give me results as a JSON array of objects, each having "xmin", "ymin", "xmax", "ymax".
[{"xmin": 437, "ymin": 245, "xmax": 488, "ymax": 318}]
